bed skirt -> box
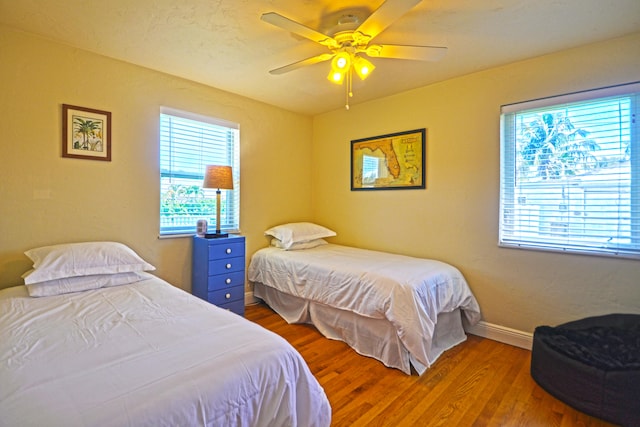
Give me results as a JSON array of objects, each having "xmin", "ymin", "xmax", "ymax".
[{"xmin": 254, "ymin": 282, "xmax": 467, "ymax": 375}]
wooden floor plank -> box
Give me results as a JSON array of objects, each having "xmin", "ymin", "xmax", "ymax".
[{"xmin": 245, "ymin": 303, "xmax": 617, "ymax": 427}]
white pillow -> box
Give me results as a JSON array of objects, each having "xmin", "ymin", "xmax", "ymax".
[
  {"xmin": 270, "ymin": 238, "xmax": 328, "ymax": 250},
  {"xmin": 23, "ymin": 241, "xmax": 155, "ymax": 285},
  {"xmin": 264, "ymin": 222, "xmax": 336, "ymax": 250},
  {"xmin": 26, "ymin": 271, "xmax": 152, "ymax": 297}
]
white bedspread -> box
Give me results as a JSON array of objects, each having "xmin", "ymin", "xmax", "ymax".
[
  {"xmin": 0, "ymin": 275, "xmax": 331, "ymax": 427},
  {"xmin": 248, "ymin": 244, "xmax": 481, "ymax": 370}
]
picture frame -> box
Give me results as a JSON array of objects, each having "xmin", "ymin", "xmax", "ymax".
[
  {"xmin": 62, "ymin": 104, "xmax": 111, "ymax": 161},
  {"xmin": 351, "ymin": 128, "xmax": 426, "ymax": 190}
]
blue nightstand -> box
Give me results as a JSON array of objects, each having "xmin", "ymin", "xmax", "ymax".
[{"xmin": 192, "ymin": 235, "xmax": 245, "ymax": 316}]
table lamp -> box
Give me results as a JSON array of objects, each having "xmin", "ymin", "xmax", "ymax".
[{"xmin": 202, "ymin": 165, "xmax": 234, "ymax": 238}]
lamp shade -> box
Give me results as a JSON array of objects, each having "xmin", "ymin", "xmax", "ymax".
[{"xmin": 203, "ymin": 165, "xmax": 234, "ymax": 190}]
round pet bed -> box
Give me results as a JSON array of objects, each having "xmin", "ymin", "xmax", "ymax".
[{"xmin": 531, "ymin": 313, "xmax": 640, "ymax": 426}]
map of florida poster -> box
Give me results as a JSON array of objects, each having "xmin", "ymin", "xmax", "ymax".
[{"xmin": 351, "ymin": 128, "xmax": 426, "ymax": 190}]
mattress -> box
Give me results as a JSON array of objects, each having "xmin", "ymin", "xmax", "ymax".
[
  {"xmin": 248, "ymin": 244, "xmax": 481, "ymax": 374},
  {"xmin": 0, "ymin": 274, "xmax": 331, "ymax": 427}
]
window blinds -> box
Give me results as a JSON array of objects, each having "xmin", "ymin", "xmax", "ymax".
[
  {"xmin": 499, "ymin": 82, "xmax": 640, "ymax": 258},
  {"xmin": 159, "ymin": 107, "xmax": 240, "ymax": 236}
]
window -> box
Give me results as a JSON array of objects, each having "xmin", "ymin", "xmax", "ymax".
[
  {"xmin": 500, "ymin": 82, "xmax": 640, "ymax": 258},
  {"xmin": 159, "ymin": 107, "xmax": 239, "ymax": 236}
]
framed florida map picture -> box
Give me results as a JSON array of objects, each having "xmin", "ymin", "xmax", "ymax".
[
  {"xmin": 351, "ymin": 128, "xmax": 426, "ymax": 190},
  {"xmin": 62, "ymin": 104, "xmax": 111, "ymax": 161}
]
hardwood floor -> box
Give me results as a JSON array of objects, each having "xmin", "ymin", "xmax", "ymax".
[{"xmin": 245, "ymin": 302, "xmax": 617, "ymax": 427}]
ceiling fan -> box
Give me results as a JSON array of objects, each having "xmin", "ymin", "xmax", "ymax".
[{"xmin": 261, "ymin": 0, "xmax": 447, "ymax": 109}]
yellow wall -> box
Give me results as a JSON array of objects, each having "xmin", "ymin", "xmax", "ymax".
[
  {"xmin": 0, "ymin": 25, "xmax": 313, "ymax": 291},
  {"xmin": 312, "ymin": 32, "xmax": 640, "ymax": 332},
  {"xmin": 2, "ymin": 24, "xmax": 639, "ymax": 334}
]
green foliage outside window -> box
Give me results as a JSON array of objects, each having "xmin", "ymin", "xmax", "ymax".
[
  {"xmin": 518, "ymin": 112, "xmax": 603, "ymax": 180},
  {"xmin": 160, "ymin": 184, "xmax": 216, "ymax": 219}
]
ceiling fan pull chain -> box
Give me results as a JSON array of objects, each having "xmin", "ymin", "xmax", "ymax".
[
  {"xmin": 345, "ymin": 69, "xmax": 351, "ymax": 110},
  {"xmin": 349, "ymin": 68, "xmax": 354, "ymax": 98},
  {"xmin": 345, "ymin": 87, "xmax": 350, "ymax": 110}
]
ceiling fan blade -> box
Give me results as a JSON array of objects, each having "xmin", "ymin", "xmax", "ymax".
[
  {"xmin": 261, "ymin": 12, "xmax": 339, "ymax": 49},
  {"xmin": 269, "ymin": 53, "xmax": 334, "ymax": 75},
  {"xmin": 355, "ymin": 0, "xmax": 423, "ymax": 42},
  {"xmin": 366, "ymin": 44, "xmax": 447, "ymax": 61}
]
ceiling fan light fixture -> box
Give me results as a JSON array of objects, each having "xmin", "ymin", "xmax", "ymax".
[
  {"xmin": 263, "ymin": 1, "xmax": 448, "ymax": 110},
  {"xmin": 327, "ymin": 69, "xmax": 346, "ymax": 84},
  {"xmin": 331, "ymin": 52, "xmax": 351, "ymax": 72},
  {"xmin": 353, "ymin": 55, "xmax": 375, "ymax": 80}
]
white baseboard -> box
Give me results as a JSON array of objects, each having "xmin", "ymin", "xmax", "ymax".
[{"xmin": 465, "ymin": 320, "xmax": 533, "ymax": 350}]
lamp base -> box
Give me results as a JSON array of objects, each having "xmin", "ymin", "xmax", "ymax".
[{"xmin": 204, "ymin": 232, "xmax": 228, "ymax": 239}]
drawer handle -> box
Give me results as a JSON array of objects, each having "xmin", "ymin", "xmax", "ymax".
[
  {"xmin": 226, "ymin": 248, "xmax": 232, "ymax": 254},
  {"xmin": 225, "ymin": 263, "xmax": 232, "ymax": 269},
  {"xmin": 225, "ymin": 293, "xmax": 231, "ymax": 299},
  {"xmin": 225, "ymin": 278, "xmax": 232, "ymax": 284}
]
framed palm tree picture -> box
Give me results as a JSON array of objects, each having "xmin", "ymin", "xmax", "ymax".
[{"xmin": 62, "ymin": 104, "xmax": 111, "ymax": 161}]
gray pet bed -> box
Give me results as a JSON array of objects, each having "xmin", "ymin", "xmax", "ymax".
[{"xmin": 531, "ymin": 314, "xmax": 640, "ymax": 426}]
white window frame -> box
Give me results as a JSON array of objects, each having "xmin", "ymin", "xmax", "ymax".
[
  {"xmin": 159, "ymin": 107, "xmax": 240, "ymax": 237},
  {"xmin": 499, "ymin": 82, "xmax": 640, "ymax": 259}
]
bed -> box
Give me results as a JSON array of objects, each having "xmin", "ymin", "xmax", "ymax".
[
  {"xmin": 248, "ymin": 223, "xmax": 481, "ymax": 375},
  {"xmin": 0, "ymin": 241, "xmax": 331, "ymax": 427}
]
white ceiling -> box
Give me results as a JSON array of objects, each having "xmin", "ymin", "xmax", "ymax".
[{"xmin": 2, "ymin": 0, "xmax": 639, "ymax": 115}]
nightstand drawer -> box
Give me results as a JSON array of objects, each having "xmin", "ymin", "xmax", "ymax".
[
  {"xmin": 207, "ymin": 241, "xmax": 245, "ymax": 260},
  {"xmin": 219, "ymin": 299, "xmax": 245, "ymax": 316},
  {"xmin": 208, "ymin": 285, "xmax": 244, "ymax": 305},
  {"xmin": 206, "ymin": 270, "xmax": 245, "ymax": 291},
  {"xmin": 207, "ymin": 256, "xmax": 245, "ymax": 274}
]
